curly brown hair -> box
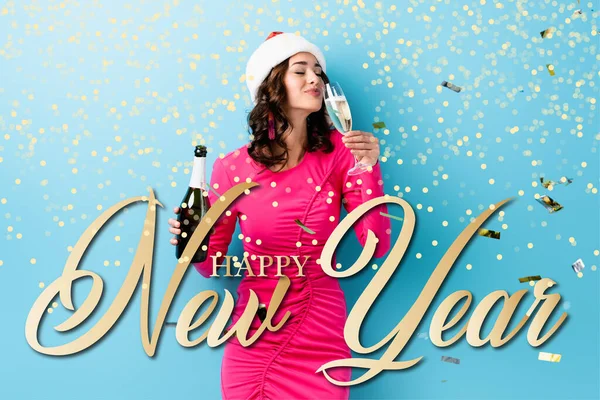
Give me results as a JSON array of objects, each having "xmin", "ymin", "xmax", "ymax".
[{"xmin": 247, "ymin": 58, "xmax": 334, "ymax": 172}]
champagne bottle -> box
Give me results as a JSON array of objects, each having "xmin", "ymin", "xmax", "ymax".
[{"xmin": 176, "ymin": 145, "xmax": 211, "ymax": 263}]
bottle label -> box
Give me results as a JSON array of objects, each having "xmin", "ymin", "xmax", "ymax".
[{"xmin": 189, "ymin": 157, "xmax": 206, "ymax": 189}]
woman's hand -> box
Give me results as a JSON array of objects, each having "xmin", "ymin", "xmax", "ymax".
[
  {"xmin": 341, "ymin": 130, "xmax": 380, "ymax": 167},
  {"xmin": 168, "ymin": 207, "xmax": 181, "ymax": 245}
]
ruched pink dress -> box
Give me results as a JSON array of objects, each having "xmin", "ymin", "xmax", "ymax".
[{"xmin": 193, "ymin": 129, "xmax": 391, "ymax": 400}]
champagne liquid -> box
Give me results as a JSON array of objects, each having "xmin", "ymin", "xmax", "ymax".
[
  {"xmin": 325, "ymin": 96, "xmax": 352, "ymax": 133},
  {"xmin": 176, "ymin": 187, "xmax": 211, "ymax": 263}
]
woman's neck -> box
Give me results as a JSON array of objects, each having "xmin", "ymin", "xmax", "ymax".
[{"xmin": 269, "ymin": 112, "xmax": 309, "ymax": 171}]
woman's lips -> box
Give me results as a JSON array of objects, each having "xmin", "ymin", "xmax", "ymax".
[{"xmin": 305, "ymin": 90, "xmax": 321, "ymax": 97}]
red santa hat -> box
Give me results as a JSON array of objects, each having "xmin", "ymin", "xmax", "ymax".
[{"xmin": 245, "ymin": 32, "xmax": 327, "ymax": 104}]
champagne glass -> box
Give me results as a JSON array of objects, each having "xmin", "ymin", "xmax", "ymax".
[{"xmin": 324, "ymin": 81, "xmax": 373, "ymax": 175}]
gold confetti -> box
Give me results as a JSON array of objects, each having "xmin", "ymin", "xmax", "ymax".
[
  {"xmin": 294, "ymin": 219, "xmax": 315, "ymax": 234},
  {"xmin": 540, "ymin": 28, "xmax": 554, "ymax": 38},
  {"xmin": 380, "ymin": 212, "xmax": 403, "ymax": 222},
  {"xmin": 538, "ymin": 352, "xmax": 561, "ymax": 363},
  {"xmin": 478, "ymin": 228, "xmax": 501, "ymax": 240},
  {"xmin": 518, "ymin": 275, "xmax": 542, "ymax": 283},
  {"xmin": 546, "ymin": 64, "xmax": 555, "ymax": 76},
  {"xmin": 536, "ymin": 195, "xmax": 563, "ymax": 213},
  {"xmin": 372, "ymin": 121, "xmax": 386, "ymax": 129}
]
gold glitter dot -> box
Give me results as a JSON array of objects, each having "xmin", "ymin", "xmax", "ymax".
[
  {"xmin": 466, "ymin": 264, "xmax": 472, "ymax": 270},
  {"xmin": 528, "ymin": 243, "xmax": 534, "ymax": 249},
  {"xmin": 296, "ymin": 241, "xmax": 302, "ymax": 248},
  {"xmin": 31, "ymin": 258, "xmax": 37, "ymax": 265},
  {"xmin": 329, "ymin": 216, "xmax": 335, "ymax": 222},
  {"xmin": 115, "ymin": 236, "xmax": 120, "ymax": 242},
  {"xmin": 256, "ymin": 239, "xmax": 262, "ymax": 245},
  {"xmin": 312, "ymin": 239, "xmax": 318, "ymax": 245},
  {"xmin": 529, "ymin": 281, "xmax": 535, "ymax": 287},
  {"xmin": 336, "ymin": 263, "xmax": 342, "ymax": 269},
  {"xmin": 47, "ymin": 308, "xmax": 53, "ymax": 314},
  {"xmin": 497, "ymin": 254, "xmax": 503, "ymax": 260},
  {"xmin": 316, "ymin": 186, "xmax": 322, "ymax": 192},
  {"xmin": 240, "ymin": 215, "xmax": 247, "ymax": 221},
  {"xmin": 0, "ymin": 260, "xmax": 3, "ymax": 266},
  {"xmin": 52, "ymin": 302, "xmax": 58, "ymax": 308},
  {"xmin": 577, "ymin": 272, "xmax": 583, "ymax": 278},
  {"xmin": 202, "ymin": 245, "xmax": 208, "ymax": 251},
  {"xmin": 270, "ymin": 182, "xmax": 277, "ymax": 188},
  {"xmin": 38, "ymin": 281, "xmax": 44, "ymax": 288},
  {"xmin": 416, "ymin": 253, "xmax": 422, "ymax": 259},
  {"xmin": 442, "ymin": 221, "xmax": 448, "ymax": 227},
  {"xmin": 481, "ymin": 164, "xmax": 487, "ymax": 170},
  {"xmin": 591, "ymin": 265, "xmax": 597, "ymax": 271},
  {"xmin": 272, "ymin": 201, "xmax": 278, "ymax": 207},
  {"xmin": 432, "ymin": 240, "xmax": 438, "ymax": 246}
]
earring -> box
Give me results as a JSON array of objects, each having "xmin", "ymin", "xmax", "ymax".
[{"xmin": 268, "ymin": 111, "xmax": 275, "ymax": 140}]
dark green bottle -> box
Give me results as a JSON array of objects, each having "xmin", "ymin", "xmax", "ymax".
[{"xmin": 176, "ymin": 145, "xmax": 211, "ymax": 263}]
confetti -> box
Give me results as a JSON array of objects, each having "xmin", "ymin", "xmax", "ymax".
[
  {"xmin": 546, "ymin": 64, "xmax": 556, "ymax": 76},
  {"xmin": 478, "ymin": 228, "xmax": 501, "ymax": 240},
  {"xmin": 441, "ymin": 80, "xmax": 462, "ymax": 93},
  {"xmin": 257, "ymin": 303, "xmax": 267, "ymax": 322},
  {"xmin": 372, "ymin": 121, "xmax": 386, "ymax": 129},
  {"xmin": 572, "ymin": 258, "xmax": 585, "ymax": 274},
  {"xmin": 536, "ymin": 195, "xmax": 563, "ymax": 213},
  {"xmin": 540, "ymin": 28, "xmax": 554, "ymax": 38},
  {"xmin": 441, "ymin": 356, "xmax": 460, "ymax": 365},
  {"xmin": 294, "ymin": 219, "xmax": 316, "ymax": 234},
  {"xmin": 380, "ymin": 212, "xmax": 403, "ymax": 222},
  {"xmin": 519, "ymin": 275, "xmax": 542, "ymax": 283},
  {"xmin": 441, "ymin": 380, "xmax": 448, "ymax": 383},
  {"xmin": 540, "ymin": 177, "xmax": 558, "ymax": 189},
  {"xmin": 538, "ymin": 352, "xmax": 562, "ymax": 363}
]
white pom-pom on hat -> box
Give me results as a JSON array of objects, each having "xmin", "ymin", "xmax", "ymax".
[{"xmin": 245, "ymin": 32, "xmax": 327, "ymax": 104}]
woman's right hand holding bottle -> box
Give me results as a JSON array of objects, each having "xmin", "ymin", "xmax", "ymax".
[{"xmin": 168, "ymin": 206, "xmax": 181, "ymax": 246}]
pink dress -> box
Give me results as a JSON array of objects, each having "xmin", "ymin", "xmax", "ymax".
[{"xmin": 193, "ymin": 129, "xmax": 391, "ymax": 400}]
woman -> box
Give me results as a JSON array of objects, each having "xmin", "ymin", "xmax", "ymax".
[{"xmin": 168, "ymin": 32, "xmax": 391, "ymax": 399}]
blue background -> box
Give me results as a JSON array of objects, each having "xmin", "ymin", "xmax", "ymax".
[{"xmin": 0, "ymin": 0, "xmax": 598, "ymax": 398}]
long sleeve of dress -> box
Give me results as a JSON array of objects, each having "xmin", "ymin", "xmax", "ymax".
[
  {"xmin": 340, "ymin": 153, "xmax": 391, "ymax": 259},
  {"xmin": 192, "ymin": 157, "xmax": 238, "ymax": 278}
]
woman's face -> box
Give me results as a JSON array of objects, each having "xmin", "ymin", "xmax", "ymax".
[{"xmin": 283, "ymin": 52, "xmax": 324, "ymax": 115}]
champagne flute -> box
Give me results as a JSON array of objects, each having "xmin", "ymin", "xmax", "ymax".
[{"xmin": 323, "ymin": 81, "xmax": 373, "ymax": 175}]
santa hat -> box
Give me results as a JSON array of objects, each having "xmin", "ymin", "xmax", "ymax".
[{"xmin": 245, "ymin": 32, "xmax": 327, "ymax": 104}]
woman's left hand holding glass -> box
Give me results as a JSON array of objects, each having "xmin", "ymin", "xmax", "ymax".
[{"xmin": 341, "ymin": 130, "xmax": 380, "ymax": 167}]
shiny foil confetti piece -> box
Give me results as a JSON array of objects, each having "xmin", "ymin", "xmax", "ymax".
[
  {"xmin": 536, "ymin": 195, "xmax": 563, "ymax": 213},
  {"xmin": 441, "ymin": 380, "xmax": 448, "ymax": 383},
  {"xmin": 294, "ymin": 219, "xmax": 315, "ymax": 234},
  {"xmin": 478, "ymin": 228, "xmax": 501, "ymax": 240},
  {"xmin": 380, "ymin": 212, "xmax": 403, "ymax": 222},
  {"xmin": 546, "ymin": 64, "xmax": 556, "ymax": 76},
  {"xmin": 540, "ymin": 177, "xmax": 559, "ymax": 189},
  {"xmin": 441, "ymin": 356, "xmax": 460, "ymax": 365},
  {"xmin": 538, "ymin": 352, "xmax": 562, "ymax": 363},
  {"xmin": 257, "ymin": 303, "xmax": 267, "ymax": 322},
  {"xmin": 441, "ymin": 80, "xmax": 462, "ymax": 93},
  {"xmin": 208, "ymin": 185, "xmax": 222, "ymax": 198},
  {"xmin": 519, "ymin": 275, "xmax": 542, "ymax": 283},
  {"xmin": 540, "ymin": 28, "xmax": 554, "ymax": 38},
  {"xmin": 372, "ymin": 121, "xmax": 386, "ymax": 129},
  {"xmin": 572, "ymin": 258, "xmax": 585, "ymax": 274}
]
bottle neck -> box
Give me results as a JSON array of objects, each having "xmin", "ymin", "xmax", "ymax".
[{"xmin": 189, "ymin": 156, "xmax": 206, "ymax": 189}]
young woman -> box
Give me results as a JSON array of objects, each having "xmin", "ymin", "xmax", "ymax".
[{"xmin": 168, "ymin": 32, "xmax": 391, "ymax": 399}]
